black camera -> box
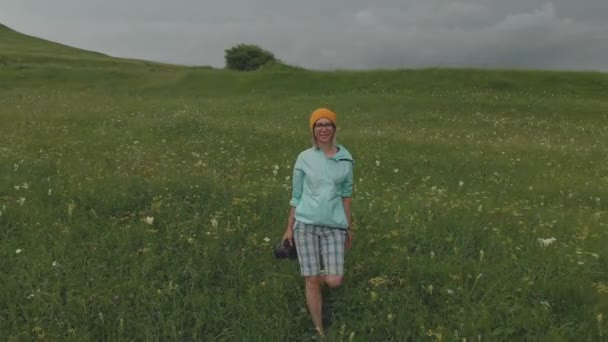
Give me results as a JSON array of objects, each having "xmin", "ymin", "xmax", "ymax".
[{"xmin": 273, "ymin": 239, "xmax": 298, "ymax": 260}]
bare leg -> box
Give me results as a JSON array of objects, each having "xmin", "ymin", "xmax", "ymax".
[
  {"xmin": 305, "ymin": 276, "xmax": 324, "ymax": 336},
  {"xmin": 305, "ymin": 275, "xmax": 344, "ymax": 336},
  {"xmin": 324, "ymin": 275, "xmax": 343, "ymax": 289}
]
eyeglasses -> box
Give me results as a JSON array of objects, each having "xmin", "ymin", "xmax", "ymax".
[{"xmin": 314, "ymin": 122, "xmax": 335, "ymax": 129}]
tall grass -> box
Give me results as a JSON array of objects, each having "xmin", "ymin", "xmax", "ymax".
[{"xmin": 1, "ymin": 25, "xmax": 608, "ymax": 340}]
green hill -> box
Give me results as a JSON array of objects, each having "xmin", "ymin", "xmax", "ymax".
[
  {"xmin": 0, "ymin": 23, "xmax": 106, "ymax": 57},
  {"xmin": 0, "ymin": 23, "xmax": 175, "ymax": 68},
  {"xmin": 2, "ymin": 22, "xmax": 607, "ymax": 103}
]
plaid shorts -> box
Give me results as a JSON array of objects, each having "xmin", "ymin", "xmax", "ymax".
[{"xmin": 293, "ymin": 221, "xmax": 347, "ymax": 276}]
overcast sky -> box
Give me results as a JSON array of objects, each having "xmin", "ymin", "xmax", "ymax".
[{"xmin": 1, "ymin": 0, "xmax": 607, "ymax": 71}]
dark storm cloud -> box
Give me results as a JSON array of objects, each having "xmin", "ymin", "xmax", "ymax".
[{"xmin": 1, "ymin": 0, "xmax": 607, "ymax": 70}]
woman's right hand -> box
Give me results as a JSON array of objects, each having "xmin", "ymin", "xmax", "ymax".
[{"xmin": 282, "ymin": 226, "xmax": 294, "ymax": 246}]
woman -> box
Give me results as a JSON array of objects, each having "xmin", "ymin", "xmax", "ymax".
[{"xmin": 283, "ymin": 107, "xmax": 354, "ymax": 336}]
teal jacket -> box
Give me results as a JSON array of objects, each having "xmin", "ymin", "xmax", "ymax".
[{"xmin": 290, "ymin": 144, "xmax": 354, "ymax": 229}]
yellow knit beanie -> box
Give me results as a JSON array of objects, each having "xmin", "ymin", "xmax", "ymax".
[{"xmin": 309, "ymin": 108, "xmax": 337, "ymax": 131}]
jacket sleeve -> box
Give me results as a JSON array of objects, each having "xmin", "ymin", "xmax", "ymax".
[
  {"xmin": 290, "ymin": 155, "xmax": 304, "ymax": 207},
  {"xmin": 341, "ymin": 161, "xmax": 354, "ymax": 197}
]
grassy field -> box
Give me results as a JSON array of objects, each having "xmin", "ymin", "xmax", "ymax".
[{"xmin": 1, "ymin": 23, "xmax": 608, "ymax": 341}]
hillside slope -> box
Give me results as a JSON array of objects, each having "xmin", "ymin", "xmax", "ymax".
[
  {"xmin": 0, "ymin": 23, "xmax": 174, "ymax": 68},
  {"xmin": 1, "ymin": 22, "xmax": 607, "ymax": 102}
]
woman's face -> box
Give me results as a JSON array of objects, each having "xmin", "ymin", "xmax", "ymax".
[{"xmin": 313, "ymin": 118, "xmax": 335, "ymax": 145}]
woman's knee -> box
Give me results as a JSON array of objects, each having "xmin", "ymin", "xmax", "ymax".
[
  {"xmin": 324, "ymin": 275, "xmax": 343, "ymax": 288},
  {"xmin": 305, "ymin": 276, "xmax": 322, "ymax": 288}
]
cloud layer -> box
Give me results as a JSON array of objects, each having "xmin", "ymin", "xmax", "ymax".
[{"xmin": 1, "ymin": 0, "xmax": 607, "ymax": 71}]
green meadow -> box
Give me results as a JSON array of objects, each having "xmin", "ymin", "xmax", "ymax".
[{"xmin": 1, "ymin": 23, "xmax": 607, "ymax": 341}]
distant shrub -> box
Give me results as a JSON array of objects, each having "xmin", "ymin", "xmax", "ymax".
[{"xmin": 224, "ymin": 44, "xmax": 276, "ymax": 71}]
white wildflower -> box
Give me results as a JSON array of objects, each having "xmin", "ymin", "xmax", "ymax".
[
  {"xmin": 446, "ymin": 289, "xmax": 454, "ymax": 295},
  {"xmin": 538, "ymin": 237, "xmax": 556, "ymax": 247},
  {"xmin": 144, "ymin": 216, "xmax": 154, "ymax": 225},
  {"xmin": 48, "ymin": 189, "xmax": 52, "ymax": 196},
  {"xmin": 211, "ymin": 217, "xmax": 218, "ymax": 228},
  {"xmin": 273, "ymin": 165, "xmax": 279, "ymax": 170},
  {"xmin": 68, "ymin": 202, "xmax": 75, "ymax": 217},
  {"xmin": 17, "ymin": 197, "xmax": 26, "ymax": 206},
  {"xmin": 393, "ymin": 169, "xmax": 399, "ymax": 173},
  {"xmin": 459, "ymin": 181, "xmax": 464, "ymax": 187},
  {"xmin": 16, "ymin": 249, "xmax": 22, "ymax": 254},
  {"xmin": 263, "ymin": 237, "xmax": 271, "ymax": 243},
  {"xmin": 52, "ymin": 261, "xmax": 59, "ymax": 267},
  {"xmin": 375, "ymin": 160, "xmax": 380, "ymax": 167}
]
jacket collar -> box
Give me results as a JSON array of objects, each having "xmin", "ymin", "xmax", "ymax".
[{"xmin": 315, "ymin": 144, "xmax": 353, "ymax": 162}]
